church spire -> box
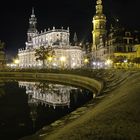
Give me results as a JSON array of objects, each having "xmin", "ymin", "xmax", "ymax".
[
  {"xmin": 73, "ymin": 32, "xmax": 78, "ymax": 44},
  {"xmin": 32, "ymin": 7, "xmax": 34, "ymax": 15},
  {"xmin": 27, "ymin": 8, "xmax": 38, "ymax": 43},
  {"xmin": 96, "ymin": 0, "xmax": 103, "ymax": 14},
  {"xmin": 28, "ymin": 7, "xmax": 37, "ymax": 32}
]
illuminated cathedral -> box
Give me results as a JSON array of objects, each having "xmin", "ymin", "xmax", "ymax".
[{"xmin": 18, "ymin": 8, "xmax": 83, "ymax": 69}]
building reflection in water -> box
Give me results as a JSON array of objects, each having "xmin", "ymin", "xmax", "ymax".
[
  {"xmin": 18, "ymin": 81, "xmax": 79, "ymax": 108},
  {"xmin": 18, "ymin": 81, "xmax": 78, "ymax": 129}
]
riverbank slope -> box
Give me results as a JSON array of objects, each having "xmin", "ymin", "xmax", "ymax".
[
  {"xmin": 19, "ymin": 70, "xmax": 140, "ymax": 140},
  {"xmin": 33, "ymin": 71, "xmax": 140, "ymax": 140}
]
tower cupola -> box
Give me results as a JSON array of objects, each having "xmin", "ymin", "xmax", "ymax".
[
  {"xmin": 27, "ymin": 8, "xmax": 38, "ymax": 43},
  {"xmin": 28, "ymin": 7, "xmax": 37, "ymax": 33},
  {"xmin": 96, "ymin": 0, "xmax": 103, "ymax": 14},
  {"xmin": 92, "ymin": 0, "xmax": 107, "ymax": 51}
]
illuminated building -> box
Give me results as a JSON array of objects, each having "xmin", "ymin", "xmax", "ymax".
[
  {"xmin": 91, "ymin": 0, "xmax": 108, "ymax": 62},
  {"xmin": 107, "ymin": 25, "xmax": 140, "ymax": 54},
  {"xmin": 107, "ymin": 23, "xmax": 140, "ymax": 67},
  {"xmin": 18, "ymin": 8, "xmax": 83, "ymax": 69},
  {"xmin": 91, "ymin": 0, "xmax": 140, "ymax": 68}
]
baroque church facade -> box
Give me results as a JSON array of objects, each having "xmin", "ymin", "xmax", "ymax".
[{"xmin": 18, "ymin": 9, "xmax": 83, "ymax": 69}]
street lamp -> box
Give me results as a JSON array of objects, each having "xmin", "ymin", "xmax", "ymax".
[
  {"xmin": 105, "ymin": 59, "xmax": 113, "ymax": 68},
  {"xmin": 60, "ymin": 56, "xmax": 66, "ymax": 69},
  {"xmin": 124, "ymin": 59, "xmax": 128, "ymax": 63},
  {"xmin": 48, "ymin": 56, "xmax": 52, "ymax": 62},
  {"xmin": 14, "ymin": 59, "xmax": 19, "ymax": 64},
  {"xmin": 47, "ymin": 56, "xmax": 53, "ymax": 69},
  {"xmin": 84, "ymin": 58, "xmax": 89, "ymax": 63},
  {"xmin": 84, "ymin": 58, "xmax": 89, "ymax": 68},
  {"xmin": 13, "ymin": 59, "xmax": 20, "ymax": 68}
]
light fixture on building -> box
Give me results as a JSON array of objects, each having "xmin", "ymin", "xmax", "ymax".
[
  {"xmin": 60, "ymin": 56, "xmax": 66, "ymax": 62},
  {"xmin": 84, "ymin": 58, "xmax": 89, "ymax": 63},
  {"xmin": 60, "ymin": 56, "xmax": 66, "ymax": 69},
  {"xmin": 48, "ymin": 56, "xmax": 53, "ymax": 62},
  {"xmin": 124, "ymin": 59, "xmax": 128, "ymax": 63},
  {"xmin": 105, "ymin": 59, "xmax": 113, "ymax": 67},
  {"xmin": 14, "ymin": 59, "xmax": 20, "ymax": 64}
]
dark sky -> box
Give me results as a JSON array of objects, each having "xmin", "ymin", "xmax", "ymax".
[{"xmin": 0, "ymin": 0, "xmax": 140, "ymax": 59}]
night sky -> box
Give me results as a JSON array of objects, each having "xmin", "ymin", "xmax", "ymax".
[{"xmin": 0, "ymin": 0, "xmax": 140, "ymax": 60}]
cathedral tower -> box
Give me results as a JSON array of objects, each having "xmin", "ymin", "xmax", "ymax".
[
  {"xmin": 27, "ymin": 8, "xmax": 37, "ymax": 43},
  {"xmin": 92, "ymin": 0, "xmax": 107, "ymax": 51}
]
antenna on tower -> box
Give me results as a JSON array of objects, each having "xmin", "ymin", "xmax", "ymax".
[{"xmin": 32, "ymin": 7, "xmax": 34, "ymax": 15}]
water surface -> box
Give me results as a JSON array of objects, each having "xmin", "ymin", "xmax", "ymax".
[{"xmin": 0, "ymin": 80, "xmax": 93, "ymax": 140}]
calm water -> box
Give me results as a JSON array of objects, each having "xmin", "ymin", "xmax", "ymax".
[{"xmin": 0, "ymin": 80, "xmax": 94, "ymax": 140}]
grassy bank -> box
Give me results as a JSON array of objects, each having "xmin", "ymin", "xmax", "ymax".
[{"xmin": 21, "ymin": 70, "xmax": 140, "ymax": 140}]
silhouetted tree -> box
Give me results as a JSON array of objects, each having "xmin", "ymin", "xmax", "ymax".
[
  {"xmin": 35, "ymin": 45, "xmax": 55, "ymax": 68},
  {"xmin": 0, "ymin": 40, "xmax": 5, "ymax": 50},
  {"xmin": 0, "ymin": 40, "xmax": 6, "ymax": 67}
]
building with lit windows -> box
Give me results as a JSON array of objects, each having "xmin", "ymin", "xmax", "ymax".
[
  {"xmin": 91, "ymin": 0, "xmax": 140, "ymax": 68},
  {"xmin": 107, "ymin": 23, "xmax": 140, "ymax": 68},
  {"xmin": 18, "ymin": 8, "xmax": 83, "ymax": 69},
  {"xmin": 107, "ymin": 25, "xmax": 140, "ymax": 55}
]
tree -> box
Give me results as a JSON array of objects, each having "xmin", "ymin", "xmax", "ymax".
[
  {"xmin": 0, "ymin": 40, "xmax": 6, "ymax": 67},
  {"xmin": 35, "ymin": 45, "xmax": 55, "ymax": 68},
  {"xmin": 35, "ymin": 82, "xmax": 55, "ymax": 94},
  {"xmin": 0, "ymin": 40, "xmax": 5, "ymax": 50}
]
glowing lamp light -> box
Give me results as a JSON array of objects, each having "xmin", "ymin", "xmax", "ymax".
[
  {"xmin": 60, "ymin": 56, "xmax": 66, "ymax": 62},
  {"xmin": 53, "ymin": 63, "xmax": 57, "ymax": 66},
  {"xmin": 105, "ymin": 59, "xmax": 113, "ymax": 65},
  {"xmin": 72, "ymin": 62, "xmax": 76, "ymax": 67},
  {"xmin": 48, "ymin": 56, "xmax": 52, "ymax": 62},
  {"xmin": 38, "ymin": 63, "xmax": 42, "ymax": 66},
  {"xmin": 84, "ymin": 58, "xmax": 89, "ymax": 63},
  {"xmin": 124, "ymin": 59, "xmax": 128, "ymax": 63},
  {"xmin": 14, "ymin": 59, "xmax": 20, "ymax": 64}
]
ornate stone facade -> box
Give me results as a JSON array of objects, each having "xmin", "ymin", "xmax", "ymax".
[
  {"xmin": 18, "ymin": 8, "xmax": 83, "ymax": 69},
  {"xmin": 92, "ymin": 0, "xmax": 107, "ymax": 51},
  {"xmin": 91, "ymin": 0, "xmax": 108, "ymax": 62}
]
